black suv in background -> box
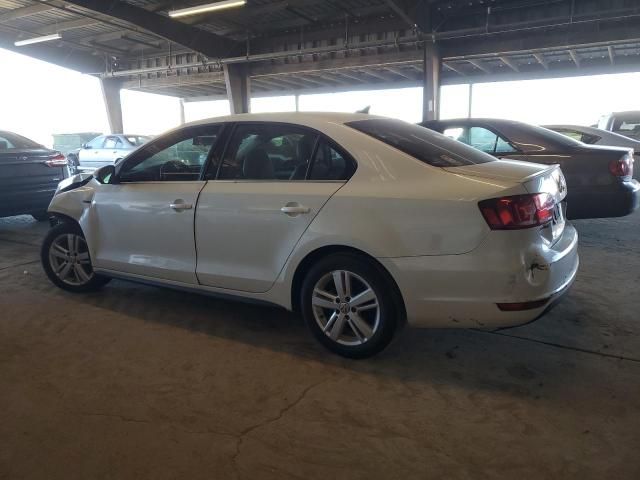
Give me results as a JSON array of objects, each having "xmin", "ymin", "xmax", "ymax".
[{"xmin": 0, "ymin": 131, "xmax": 69, "ymax": 221}]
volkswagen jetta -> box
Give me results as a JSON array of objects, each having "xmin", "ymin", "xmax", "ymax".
[{"xmin": 41, "ymin": 113, "xmax": 578, "ymax": 358}]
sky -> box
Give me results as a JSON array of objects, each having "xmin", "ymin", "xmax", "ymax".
[{"xmin": 2, "ymin": 47, "xmax": 640, "ymax": 147}]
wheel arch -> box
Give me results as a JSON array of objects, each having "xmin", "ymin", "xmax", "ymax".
[{"xmin": 290, "ymin": 245, "xmax": 407, "ymax": 322}]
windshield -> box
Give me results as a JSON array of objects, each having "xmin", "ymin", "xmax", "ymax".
[
  {"xmin": 346, "ymin": 119, "xmax": 495, "ymax": 167},
  {"xmin": 612, "ymin": 114, "xmax": 640, "ymax": 139},
  {"xmin": 0, "ymin": 131, "xmax": 42, "ymax": 150}
]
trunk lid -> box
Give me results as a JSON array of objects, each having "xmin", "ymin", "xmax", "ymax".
[{"xmin": 445, "ymin": 159, "xmax": 567, "ymax": 242}]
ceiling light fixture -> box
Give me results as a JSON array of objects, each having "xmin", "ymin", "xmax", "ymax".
[
  {"xmin": 168, "ymin": 0, "xmax": 246, "ymax": 18},
  {"xmin": 14, "ymin": 33, "xmax": 62, "ymax": 47}
]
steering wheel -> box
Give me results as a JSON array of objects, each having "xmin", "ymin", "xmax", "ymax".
[{"xmin": 159, "ymin": 159, "xmax": 187, "ymax": 180}]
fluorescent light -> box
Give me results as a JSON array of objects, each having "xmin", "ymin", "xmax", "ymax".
[
  {"xmin": 168, "ymin": 0, "xmax": 246, "ymax": 18},
  {"xmin": 14, "ymin": 33, "xmax": 62, "ymax": 47}
]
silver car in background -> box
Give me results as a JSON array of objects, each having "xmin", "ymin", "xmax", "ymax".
[{"xmin": 77, "ymin": 134, "xmax": 150, "ymax": 171}]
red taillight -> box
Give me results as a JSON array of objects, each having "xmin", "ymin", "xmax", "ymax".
[
  {"xmin": 609, "ymin": 153, "xmax": 633, "ymax": 178},
  {"xmin": 497, "ymin": 298, "xmax": 549, "ymax": 311},
  {"xmin": 479, "ymin": 193, "xmax": 555, "ymax": 230},
  {"xmin": 44, "ymin": 153, "xmax": 68, "ymax": 168}
]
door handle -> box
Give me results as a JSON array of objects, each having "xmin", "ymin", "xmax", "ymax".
[
  {"xmin": 281, "ymin": 203, "xmax": 310, "ymax": 216},
  {"xmin": 170, "ymin": 202, "xmax": 193, "ymax": 211}
]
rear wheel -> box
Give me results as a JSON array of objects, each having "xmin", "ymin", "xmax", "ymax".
[
  {"xmin": 41, "ymin": 222, "xmax": 110, "ymax": 293},
  {"xmin": 301, "ymin": 253, "xmax": 399, "ymax": 358}
]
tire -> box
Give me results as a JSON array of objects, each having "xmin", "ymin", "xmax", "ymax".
[
  {"xmin": 41, "ymin": 222, "xmax": 110, "ymax": 293},
  {"xmin": 300, "ymin": 253, "xmax": 400, "ymax": 358},
  {"xmin": 31, "ymin": 211, "xmax": 50, "ymax": 222}
]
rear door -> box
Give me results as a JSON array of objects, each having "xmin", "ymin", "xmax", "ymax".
[{"xmin": 195, "ymin": 122, "xmax": 353, "ymax": 293}]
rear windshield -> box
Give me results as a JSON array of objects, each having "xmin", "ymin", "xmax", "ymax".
[
  {"xmin": 612, "ymin": 113, "xmax": 640, "ymax": 139},
  {"xmin": 0, "ymin": 131, "xmax": 42, "ymax": 150},
  {"xmin": 513, "ymin": 123, "xmax": 584, "ymax": 148},
  {"xmin": 346, "ymin": 119, "xmax": 495, "ymax": 167}
]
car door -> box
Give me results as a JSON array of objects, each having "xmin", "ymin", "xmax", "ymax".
[
  {"xmin": 78, "ymin": 135, "xmax": 106, "ymax": 170},
  {"xmin": 195, "ymin": 122, "xmax": 353, "ymax": 293},
  {"xmin": 100, "ymin": 136, "xmax": 122, "ymax": 167},
  {"xmin": 90, "ymin": 124, "xmax": 222, "ymax": 284}
]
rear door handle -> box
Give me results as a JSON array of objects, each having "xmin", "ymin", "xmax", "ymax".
[
  {"xmin": 170, "ymin": 202, "xmax": 193, "ymax": 211},
  {"xmin": 281, "ymin": 203, "xmax": 310, "ymax": 216}
]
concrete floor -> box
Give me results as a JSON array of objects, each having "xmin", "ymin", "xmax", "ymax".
[{"xmin": 0, "ymin": 214, "xmax": 639, "ymax": 480}]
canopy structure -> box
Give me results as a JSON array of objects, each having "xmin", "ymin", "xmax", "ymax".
[{"xmin": 1, "ymin": 0, "xmax": 639, "ymax": 130}]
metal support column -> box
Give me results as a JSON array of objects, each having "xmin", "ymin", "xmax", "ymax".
[
  {"xmin": 422, "ymin": 42, "xmax": 441, "ymax": 122},
  {"xmin": 224, "ymin": 63, "xmax": 251, "ymax": 114},
  {"xmin": 467, "ymin": 83, "xmax": 474, "ymax": 118},
  {"xmin": 99, "ymin": 78, "xmax": 124, "ymax": 134},
  {"xmin": 179, "ymin": 98, "xmax": 186, "ymax": 125}
]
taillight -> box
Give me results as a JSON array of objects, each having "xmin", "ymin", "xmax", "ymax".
[
  {"xmin": 609, "ymin": 152, "xmax": 633, "ymax": 177},
  {"xmin": 44, "ymin": 153, "xmax": 68, "ymax": 168},
  {"xmin": 479, "ymin": 193, "xmax": 555, "ymax": 230}
]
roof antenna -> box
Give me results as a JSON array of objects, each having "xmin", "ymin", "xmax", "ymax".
[{"xmin": 356, "ymin": 106, "xmax": 371, "ymax": 114}]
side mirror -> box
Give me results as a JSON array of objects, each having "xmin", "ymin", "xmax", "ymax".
[
  {"xmin": 94, "ymin": 164, "xmax": 116, "ymax": 184},
  {"xmin": 82, "ymin": 143, "xmax": 90, "ymax": 149}
]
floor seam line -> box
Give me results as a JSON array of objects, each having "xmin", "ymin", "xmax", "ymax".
[
  {"xmin": 0, "ymin": 260, "xmax": 40, "ymax": 272},
  {"xmin": 475, "ymin": 330, "xmax": 640, "ymax": 363}
]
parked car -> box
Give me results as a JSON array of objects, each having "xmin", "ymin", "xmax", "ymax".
[
  {"xmin": 597, "ymin": 111, "xmax": 640, "ymax": 140},
  {"xmin": 546, "ymin": 125, "xmax": 640, "ymax": 176},
  {"xmin": 421, "ymin": 119, "xmax": 639, "ymax": 220},
  {"xmin": 77, "ymin": 134, "xmax": 150, "ymax": 171},
  {"xmin": 0, "ymin": 130, "xmax": 69, "ymax": 221},
  {"xmin": 53, "ymin": 132, "xmax": 102, "ymax": 172},
  {"xmin": 41, "ymin": 113, "xmax": 578, "ymax": 358}
]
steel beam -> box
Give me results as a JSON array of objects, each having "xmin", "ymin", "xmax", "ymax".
[
  {"xmin": 0, "ymin": 4, "xmax": 54, "ymax": 22},
  {"xmin": 499, "ymin": 56, "xmax": 520, "ymax": 72},
  {"xmin": 61, "ymin": 0, "xmax": 242, "ymax": 59},
  {"xmin": 532, "ymin": 52, "xmax": 549, "ymax": 70},
  {"xmin": 224, "ymin": 63, "xmax": 251, "ymax": 114},
  {"xmin": 100, "ymin": 78, "xmax": 124, "ymax": 134}
]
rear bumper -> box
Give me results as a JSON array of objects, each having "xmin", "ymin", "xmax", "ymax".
[
  {"xmin": 380, "ymin": 224, "xmax": 579, "ymax": 329},
  {"xmin": 0, "ymin": 188, "xmax": 56, "ymax": 218},
  {"xmin": 567, "ymin": 179, "xmax": 640, "ymax": 219}
]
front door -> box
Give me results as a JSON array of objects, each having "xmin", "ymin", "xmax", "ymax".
[
  {"xmin": 195, "ymin": 123, "xmax": 355, "ymax": 293},
  {"xmin": 91, "ymin": 125, "xmax": 222, "ymax": 284}
]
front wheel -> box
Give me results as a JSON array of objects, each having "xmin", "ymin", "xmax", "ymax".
[
  {"xmin": 301, "ymin": 253, "xmax": 400, "ymax": 358},
  {"xmin": 41, "ymin": 222, "xmax": 110, "ymax": 293}
]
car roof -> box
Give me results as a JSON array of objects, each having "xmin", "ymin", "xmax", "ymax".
[{"xmin": 184, "ymin": 112, "xmax": 385, "ymax": 130}]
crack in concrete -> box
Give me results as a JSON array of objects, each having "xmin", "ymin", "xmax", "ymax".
[
  {"xmin": 230, "ymin": 379, "xmax": 326, "ymax": 479},
  {"xmin": 479, "ymin": 330, "xmax": 640, "ymax": 363},
  {"xmin": 0, "ymin": 260, "xmax": 40, "ymax": 272},
  {"xmin": 75, "ymin": 411, "xmax": 153, "ymax": 424}
]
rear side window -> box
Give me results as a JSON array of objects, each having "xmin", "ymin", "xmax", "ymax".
[
  {"xmin": 309, "ymin": 140, "xmax": 356, "ymax": 180},
  {"xmin": 347, "ymin": 119, "xmax": 495, "ymax": 167}
]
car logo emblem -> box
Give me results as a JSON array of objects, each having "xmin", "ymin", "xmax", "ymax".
[{"xmin": 20, "ymin": 156, "xmax": 28, "ymax": 162}]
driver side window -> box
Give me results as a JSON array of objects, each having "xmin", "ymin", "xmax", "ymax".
[{"xmin": 119, "ymin": 125, "xmax": 221, "ymax": 182}]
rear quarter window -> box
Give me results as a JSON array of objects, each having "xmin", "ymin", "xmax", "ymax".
[{"xmin": 346, "ymin": 119, "xmax": 495, "ymax": 167}]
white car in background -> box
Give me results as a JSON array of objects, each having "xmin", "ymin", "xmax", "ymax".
[
  {"xmin": 76, "ymin": 134, "xmax": 150, "ymax": 171},
  {"xmin": 41, "ymin": 113, "xmax": 578, "ymax": 358}
]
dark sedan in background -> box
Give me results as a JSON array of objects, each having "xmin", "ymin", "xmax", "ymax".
[
  {"xmin": 0, "ymin": 131, "xmax": 69, "ymax": 221},
  {"xmin": 421, "ymin": 119, "xmax": 639, "ymax": 220}
]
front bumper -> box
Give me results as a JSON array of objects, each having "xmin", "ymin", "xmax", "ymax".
[
  {"xmin": 379, "ymin": 224, "xmax": 579, "ymax": 329},
  {"xmin": 567, "ymin": 179, "xmax": 640, "ymax": 219}
]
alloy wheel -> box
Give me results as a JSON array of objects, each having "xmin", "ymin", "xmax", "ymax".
[
  {"xmin": 311, "ymin": 270, "xmax": 380, "ymax": 346},
  {"xmin": 48, "ymin": 233, "xmax": 94, "ymax": 286}
]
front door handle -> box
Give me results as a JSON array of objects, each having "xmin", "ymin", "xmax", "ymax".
[
  {"xmin": 281, "ymin": 203, "xmax": 310, "ymax": 216},
  {"xmin": 170, "ymin": 201, "xmax": 193, "ymax": 211}
]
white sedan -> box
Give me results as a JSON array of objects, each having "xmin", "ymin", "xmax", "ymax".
[{"xmin": 41, "ymin": 113, "xmax": 579, "ymax": 358}]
